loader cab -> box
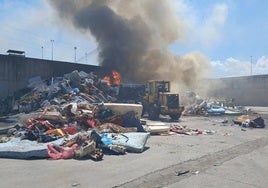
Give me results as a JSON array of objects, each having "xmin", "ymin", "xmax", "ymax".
[{"xmin": 147, "ymin": 80, "xmax": 170, "ymax": 101}]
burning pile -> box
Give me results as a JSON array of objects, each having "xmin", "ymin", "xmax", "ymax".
[
  {"xmin": 0, "ymin": 70, "xmax": 150, "ymax": 160},
  {"xmin": 103, "ymin": 70, "xmax": 121, "ymax": 86}
]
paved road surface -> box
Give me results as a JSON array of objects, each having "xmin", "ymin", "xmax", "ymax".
[{"xmin": 0, "ymin": 107, "xmax": 267, "ymax": 188}]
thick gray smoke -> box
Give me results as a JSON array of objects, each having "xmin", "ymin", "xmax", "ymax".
[{"xmin": 48, "ymin": 0, "xmax": 210, "ymax": 88}]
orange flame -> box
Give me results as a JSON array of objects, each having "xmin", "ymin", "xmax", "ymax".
[
  {"xmin": 112, "ymin": 70, "xmax": 121, "ymax": 85},
  {"xmin": 103, "ymin": 70, "xmax": 121, "ymax": 86},
  {"xmin": 103, "ymin": 76, "xmax": 111, "ymax": 86}
]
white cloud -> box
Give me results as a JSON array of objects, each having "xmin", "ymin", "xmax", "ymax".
[
  {"xmin": 255, "ymin": 56, "xmax": 268, "ymax": 74},
  {"xmin": 199, "ymin": 3, "xmax": 229, "ymax": 48},
  {"xmin": 211, "ymin": 56, "xmax": 268, "ymax": 78},
  {"xmin": 171, "ymin": 1, "xmax": 267, "ymax": 78},
  {"xmin": 0, "ymin": 0, "xmax": 98, "ymax": 64},
  {"xmin": 170, "ymin": 1, "xmax": 229, "ymax": 53}
]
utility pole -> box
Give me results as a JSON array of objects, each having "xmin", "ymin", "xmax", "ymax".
[
  {"xmin": 74, "ymin": 46, "xmax": 77, "ymax": 63},
  {"xmin": 41, "ymin": 46, "xmax": 43, "ymax": 59},
  {"xmin": 250, "ymin": 56, "xmax": 253, "ymax": 76},
  {"xmin": 50, "ymin": 39, "xmax": 54, "ymax": 60}
]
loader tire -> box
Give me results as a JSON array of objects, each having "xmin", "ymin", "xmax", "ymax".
[
  {"xmin": 169, "ymin": 113, "xmax": 181, "ymax": 120},
  {"xmin": 148, "ymin": 105, "xmax": 160, "ymax": 120}
]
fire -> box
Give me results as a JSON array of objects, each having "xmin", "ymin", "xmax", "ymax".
[
  {"xmin": 103, "ymin": 70, "xmax": 121, "ymax": 86},
  {"xmin": 112, "ymin": 70, "xmax": 121, "ymax": 85},
  {"xmin": 103, "ymin": 76, "xmax": 111, "ymax": 86}
]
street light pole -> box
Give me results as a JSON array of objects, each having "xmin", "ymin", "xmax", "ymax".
[
  {"xmin": 74, "ymin": 46, "xmax": 77, "ymax": 63},
  {"xmin": 250, "ymin": 56, "xmax": 253, "ymax": 76},
  {"xmin": 50, "ymin": 39, "xmax": 54, "ymax": 60},
  {"xmin": 41, "ymin": 46, "xmax": 43, "ymax": 59}
]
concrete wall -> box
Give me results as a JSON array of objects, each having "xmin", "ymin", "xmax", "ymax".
[
  {"xmin": 0, "ymin": 54, "xmax": 267, "ymax": 106},
  {"xmin": 206, "ymin": 75, "xmax": 268, "ymax": 106},
  {"xmin": 0, "ymin": 54, "xmax": 100, "ymax": 98}
]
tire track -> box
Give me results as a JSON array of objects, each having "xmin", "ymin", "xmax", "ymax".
[{"xmin": 114, "ymin": 136, "xmax": 268, "ymax": 188}]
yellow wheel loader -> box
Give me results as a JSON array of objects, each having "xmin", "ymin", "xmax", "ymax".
[{"xmin": 142, "ymin": 80, "xmax": 184, "ymax": 120}]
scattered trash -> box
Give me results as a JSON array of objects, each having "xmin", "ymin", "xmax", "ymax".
[
  {"xmin": 170, "ymin": 125, "xmax": 215, "ymax": 136},
  {"xmin": 71, "ymin": 182, "xmax": 80, "ymax": 187},
  {"xmin": 193, "ymin": 170, "xmax": 199, "ymax": 175},
  {"xmin": 182, "ymin": 94, "xmax": 246, "ymax": 117},
  {"xmin": 223, "ymin": 133, "xmax": 232, "ymax": 136},
  {"xmin": 206, "ymin": 105, "xmax": 225, "ymax": 115},
  {"xmin": 215, "ymin": 119, "xmax": 228, "ymax": 123},
  {"xmin": 250, "ymin": 117, "xmax": 265, "ymax": 128},
  {"xmin": 175, "ymin": 170, "xmax": 190, "ymax": 176},
  {"xmin": 233, "ymin": 115, "xmax": 252, "ymax": 125},
  {"xmin": 144, "ymin": 122, "xmax": 170, "ymax": 135},
  {"xmin": 234, "ymin": 115, "xmax": 265, "ymax": 128},
  {"xmin": 224, "ymin": 109, "xmax": 243, "ymax": 115},
  {"xmin": 203, "ymin": 130, "xmax": 216, "ymax": 135}
]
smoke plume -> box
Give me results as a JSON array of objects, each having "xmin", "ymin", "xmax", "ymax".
[{"xmin": 48, "ymin": 0, "xmax": 210, "ymax": 88}]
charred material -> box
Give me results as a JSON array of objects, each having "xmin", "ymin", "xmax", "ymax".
[{"xmin": 116, "ymin": 84, "xmax": 146, "ymax": 104}]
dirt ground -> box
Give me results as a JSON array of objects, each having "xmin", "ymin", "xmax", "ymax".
[{"xmin": 0, "ymin": 107, "xmax": 267, "ymax": 188}]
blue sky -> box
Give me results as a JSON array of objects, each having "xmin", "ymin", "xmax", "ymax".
[{"xmin": 0, "ymin": 0, "xmax": 267, "ymax": 78}]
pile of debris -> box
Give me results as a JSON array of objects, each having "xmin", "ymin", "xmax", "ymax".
[
  {"xmin": 233, "ymin": 114, "xmax": 265, "ymax": 128},
  {"xmin": 142, "ymin": 121, "xmax": 216, "ymax": 136},
  {"xmin": 0, "ymin": 70, "xmax": 150, "ymax": 160},
  {"xmin": 181, "ymin": 92, "xmax": 246, "ymax": 116},
  {"xmin": 181, "ymin": 92, "xmax": 265, "ymax": 129},
  {"xmin": 0, "ymin": 70, "xmax": 265, "ymax": 160}
]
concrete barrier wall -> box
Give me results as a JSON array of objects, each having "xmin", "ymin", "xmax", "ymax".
[
  {"xmin": 0, "ymin": 54, "xmax": 100, "ymax": 98},
  {"xmin": 0, "ymin": 54, "xmax": 267, "ymax": 106},
  {"xmin": 206, "ymin": 75, "xmax": 268, "ymax": 106}
]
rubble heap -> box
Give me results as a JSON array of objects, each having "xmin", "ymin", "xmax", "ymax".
[
  {"xmin": 0, "ymin": 70, "xmax": 265, "ymax": 160},
  {"xmin": 181, "ymin": 92, "xmax": 246, "ymax": 116},
  {"xmin": 0, "ymin": 70, "xmax": 149, "ymax": 160}
]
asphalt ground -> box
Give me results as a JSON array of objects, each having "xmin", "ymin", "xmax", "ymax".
[{"xmin": 0, "ymin": 107, "xmax": 267, "ymax": 188}]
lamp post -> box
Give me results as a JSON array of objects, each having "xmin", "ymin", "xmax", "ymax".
[
  {"xmin": 250, "ymin": 56, "xmax": 253, "ymax": 76},
  {"xmin": 41, "ymin": 46, "xmax": 43, "ymax": 59},
  {"xmin": 50, "ymin": 39, "xmax": 54, "ymax": 60},
  {"xmin": 74, "ymin": 46, "xmax": 77, "ymax": 63}
]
